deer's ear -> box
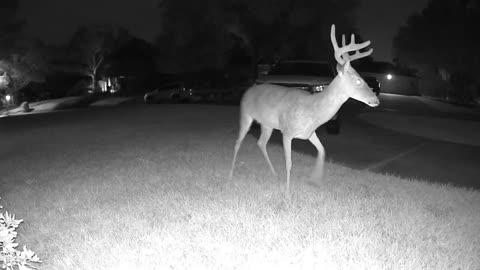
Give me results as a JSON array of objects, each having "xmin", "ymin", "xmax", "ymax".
[
  {"xmin": 336, "ymin": 64, "xmax": 343, "ymax": 75},
  {"xmin": 344, "ymin": 61, "xmax": 351, "ymax": 72},
  {"xmin": 337, "ymin": 61, "xmax": 351, "ymax": 77}
]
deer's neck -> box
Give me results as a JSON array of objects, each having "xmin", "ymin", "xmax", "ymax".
[{"xmin": 311, "ymin": 77, "xmax": 349, "ymax": 124}]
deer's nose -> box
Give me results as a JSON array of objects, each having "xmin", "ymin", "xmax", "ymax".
[{"xmin": 368, "ymin": 96, "xmax": 380, "ymax": 107}]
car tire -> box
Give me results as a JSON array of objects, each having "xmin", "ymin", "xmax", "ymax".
[
  {"xmin": 326, "ymin": 119, "xmax": 340, "ymax": 135},
  {"xmin": 144, "ymin": 96, "xmax": 154, "ymax": 104}
]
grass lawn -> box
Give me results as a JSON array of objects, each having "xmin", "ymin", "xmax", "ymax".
[{"xmin": 1, "ymin": 104, "xmax": 479, "ymax": 270}]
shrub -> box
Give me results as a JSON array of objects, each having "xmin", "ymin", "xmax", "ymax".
[{"xmin": 0, "ymin": 197, "xmax": 41, "ymax": 270}]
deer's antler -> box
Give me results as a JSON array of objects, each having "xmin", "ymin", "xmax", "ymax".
[{"xmin": 331, "ymin": 24, "xmax": 373, "ymax": 65}]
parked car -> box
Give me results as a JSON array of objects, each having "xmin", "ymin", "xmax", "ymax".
[
  {"xmin": 256, "ymin": 60, "xmax": 341, "ymax": 134},
  {"xmin": 258, "ymin": 60, "xmax": 381, "ymax": 95},
  {"xmin": 257, "ymin": 60, "xmax": 335, "ymax": 93},
  {"xmin": 144, "ymin": 74, "xmax": 200, "ymax": 104},
  {"xmin": 144, "ymin": 70, "xmax": 247, "ymax": 104},
  {"xmin": 177, "ymin": 69, "xmax": 251, "ymax": 104}
]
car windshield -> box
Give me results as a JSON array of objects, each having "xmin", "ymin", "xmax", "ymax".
[
  {"xmin": 158, "ymin": 82, "xmax": 183, "ymax": 90},
  {"xmin": 269, "ymin": 62, "xmax": 334, "ymax": 77}
]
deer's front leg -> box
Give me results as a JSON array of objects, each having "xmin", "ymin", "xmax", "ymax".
[
  {"xmin": 308, "ymin": 132, "xmax": 325, "ymax": 182},
  {"xmin": 282, "ymin": 135, "xmax": 293, "ymax": 194},
  {"xmin": 258, "ymin": 125, "xmax": 277, "ymax": 176}
]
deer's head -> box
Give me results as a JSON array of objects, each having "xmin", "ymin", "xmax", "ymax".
[{"xmin": 331, "ymin": 25, "xmax": 380, "ymax": 107}]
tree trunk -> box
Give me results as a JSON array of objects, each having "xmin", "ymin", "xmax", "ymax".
[{"xmin": 90, "ymin": 74, "xmax": 95, "ymax": 93}]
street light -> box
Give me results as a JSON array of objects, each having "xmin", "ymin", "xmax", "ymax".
[{"xmin": 3, "ymin": 94, "xmax": 12, "ymax": 116}]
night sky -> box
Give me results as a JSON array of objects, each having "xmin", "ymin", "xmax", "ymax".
[
  {"xmin": 18, "ymin": 0, "xmax": 429, "ymax": 62},
  {"xmin": 356, "ymin": 0, "xmax": 430, "ymax": 62},
  {"xmin": 18, "ymin": 0, "xmax": 162, "ymax": 44}
]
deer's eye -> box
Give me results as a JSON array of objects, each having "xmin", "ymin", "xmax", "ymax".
[{"xmin": 355, "ymin": 79, "xmax": 361, "ymax": 85}]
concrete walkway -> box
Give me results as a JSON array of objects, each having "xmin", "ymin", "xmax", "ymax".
[
  {"xmin": 358, "ymin": 112, "xmax": 480, "ymax": 146},
  {"xmin": 345, "ymin": 94, "xmax": 480, "ymax": 189},
  {"xmin": 358, "ymin": 93, "xmax": 480, "ymax": 147},
  {"xmin": 1, "ymin": 96, "xmax": 133, "ymax": 117}
]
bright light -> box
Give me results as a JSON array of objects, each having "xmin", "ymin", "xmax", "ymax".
[
  {"xmin": 386, "ymin": 74, "xmax": 393, "ymax": 80},
  {"xmin": 5, "ymin": 94, "xmax": 11, "ymax": 102},
  {"xmin": 313, "ymin": 85, "xmax": 326, "ymax": 93}
]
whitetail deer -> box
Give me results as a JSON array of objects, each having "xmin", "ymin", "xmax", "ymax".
[{"xmin": 229, "ymin": 24, "xmax": 379, "ymax": 194}]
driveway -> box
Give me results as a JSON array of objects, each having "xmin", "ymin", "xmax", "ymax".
[
  {"xmin": 321, "ymin": 94, "xmax": 480, "ymax": 189},
  {"xmin": 250, "ymin": 93, "xmax": 480, "ymax": 189}
]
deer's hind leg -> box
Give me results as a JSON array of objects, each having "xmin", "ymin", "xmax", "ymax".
[
  {"xmin": 229, "ymin": 113, "xmax": 254, "ymax": 180},
  {"xmin": 282, "ymin": 135, "xmax": 293, "ymax": 194},
  {"xmin": 257, "ymin": 125, "xmax": 277, "ymax": 176}
]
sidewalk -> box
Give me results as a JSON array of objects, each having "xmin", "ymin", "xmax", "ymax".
[
  {"xmin": 418, "ymin": 96, "xmax": 480, "ymax": 115},
  {"xmin": 358, "ymin": 112, "xmax": 480, "ymax": 146},
  {"xmin": 358, "ymin": 94, "xmax": 480, "ymax": 147},
  {"xmin": 1, "ymin": 96, "xmax": 133, "ymax": 117}
]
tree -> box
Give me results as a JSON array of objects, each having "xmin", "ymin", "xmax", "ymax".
[
  {"xmin": 155, "ymin": 0, "xmax": 233, "ymax": 73},
  {"xmin": 1, "ymin": 3, "xmax": 47, "ymax": 103},
  {"xmin": 1, "ymin": 0, "xmax": 25, "ymax": 101},
  {"xmin": 0, "ymin": 0, "xmax": 24, "ymax": 55},
  {"xmin": 217, "ymin": 0, "xmax": 361, "ymax": 76},
  {"xmin": 67, "ymin": 25, "xmax": 130, "ymax": 92},
  {"xmin": 103, "ymin": 37, "xmax": 157, "ymax": 77},
  {"xmin": 393, "ymin": 0, "xmax": 480, "ymax": 102},
  {"xmin": 156, "ymin": 0, "xmax": 361, "ymax": 78},
  {"xmin": 101, "ymin": 37, "xmax": 158, "ymax": 95},
  {"xmin": 1, "ymin": 39, "xmax": 48, "ymax": 88}
]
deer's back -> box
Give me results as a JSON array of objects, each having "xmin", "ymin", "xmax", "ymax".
[{"xmin": 241, "ymin": 84, "xmax": 313, "ymax": 129}]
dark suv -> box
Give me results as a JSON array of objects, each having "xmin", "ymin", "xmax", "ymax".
[{"xmin": 257, "ymin": 60, "xmax": 335, "ymax": 93}]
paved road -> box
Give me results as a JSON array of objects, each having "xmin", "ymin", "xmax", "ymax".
[
  {"xmin": 294, "ymin": 95, "xmax": 480, "ymax": 189},
  {"xmin": 2, "ymin": 94, "xmax": 479, "ymax": 189}
]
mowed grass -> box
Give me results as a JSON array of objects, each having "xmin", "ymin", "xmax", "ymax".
[{"xmin": 0, "ymin": 104, "xmax": 479, "ymax": 270}]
